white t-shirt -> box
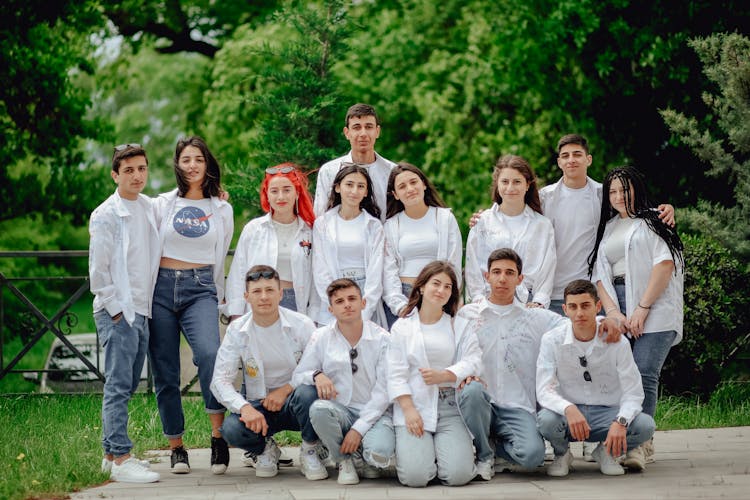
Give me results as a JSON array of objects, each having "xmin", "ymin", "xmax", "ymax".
[
  {"xmin": 272, "ymin": 219, "xmax": 298, "ymax": 282},
  {"xmin": 336, "ymin": 212, "xmax": 367, "ymax": 271},
  {"xmin": 349, "ymin": 342, "xmax": 374, "ymax": 410},
  {"xmin": 254, "ymin": 320, "xmax": 296, "ymax": 392},
  {"xmin": 605, "ymin": 217, "xmax": 634, "ymax": 278},
  {"xmin": 421, "ymin": 314, "xmax": 455, "ymax": 387},
  {"xmin": 162, "ymin": 197, "xmax": 217, "ymax": 265},
  {"xmin": 122, "ymin": 199, "xmax": 151, "ymax": 316},
  {"xmin": 397, "ymin": 207, "xmax": 439, "ymax": 277}
]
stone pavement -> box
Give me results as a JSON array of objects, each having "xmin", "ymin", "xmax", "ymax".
[{"xmin": 71, "ymin": 427, "xmax": 750, "ymax": 499}]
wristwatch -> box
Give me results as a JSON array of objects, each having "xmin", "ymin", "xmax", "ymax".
[
  {"xmin": 614, "ymin": 416, "xmax": 628, "ymax": 427},
  {"xmin": 312, "ymin": 369, "xmax": 323, "ymax": 382}
]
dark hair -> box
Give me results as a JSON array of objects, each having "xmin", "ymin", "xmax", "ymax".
[
  {"xmin": 385, "ymin": 162, "xmax": 447, "ymax": 219},
  {"xmin": 245, "ymin": 264, "xmax": 280, "ymax": 289},
  {"xmin": 112, "ymin": 145, "xmax": 148, "ymax": 173},
  {"xmin": 487, "ymin": 248, "xmax": 523, "ymax": 274},
  {"xmin": 326, "ymin": 164, "xmax": 381, "ymax": 219},
  {"xmin": 402, "ymin": 261, "xmax": 460, "ymax": 318},
  {"xmin": 174, "ymin": 136, "xmax": 222, "ymax": 198},
  {"xmin": 326, "ymin": 278, "xmax": 362, "ymax": 300},
  {"xmin": 587, "ymin": 166, "xmax": 684, "ymax": 277},
  {"xmin": 563, "ymin": 279, "xmax": 599, "ymax": 302},
  {"xmin": 345, "ymin": 103, "xmax": 379, "ymax": 127},
  {"xmin": 557, "ymin": 134, "xmax": 590, "ymax": 155},
  {"xmin": 491, "ymin": 154, "xmax": 543, "ymax": 215},
  {"xmin": 260, "ymin": 162, "xmax": 316, "ymax": 228}
]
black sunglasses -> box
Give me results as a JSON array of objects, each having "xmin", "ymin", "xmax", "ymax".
[
  {"xmin": 579, "ymin": 356, "xmax": 592, "ymax": 382},
  {"xmin": 266, "ymin": 166, "xmax": 296, "ymax": 175},
  {"xmin": 114, "ymin": 143, "xmax": 142, "ymax": 152},
  {"xmin": 246, "ymin": 270, "xmax": 277, "ymax": 282},
  {"xmin": 349, "ymin": 348, "xmax": 358, "ymax": 374}
]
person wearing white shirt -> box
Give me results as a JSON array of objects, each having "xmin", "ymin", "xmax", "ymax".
[
  {"xmin": 388, "ymin": 261, "xmax": 480, "ymax": 487},
  {"xmin": 589, "ymin": 166, "xmax": 684, "ymax": 469},
  {"xmin": 465, "ymin": 154, "xmax": 556, "ymax": 307},
  {"xmin": 210, "ymin": 265, "xmax": 328, "ymax": 481},
  {"xmin": 226, "ymin": 164, "xmax": 315, "ymax": 320},
  {"xmin": 293, "ymin": 279, "xmax": 394, "ymax": 485},
  {"xmin": 312, "ymin": 164, "xmax": 385, "ymax": 326},
  {"xmin": 89, "ymin": 144, "xmax": 160, "ymax": 484},
  {"xmin": 457, "ymin": 248, "xmax": 567, "ymax": 480},
  {"xmin": 383, "ymin": 163, "xmax": 463, "ymax": 328},
  {"xmin": 536, "ymin": 280, "xmax": 655, "ymax": 478},
  {"xmin": 313, "ymin": 103, "xmax": 395, "ymax": 221}
]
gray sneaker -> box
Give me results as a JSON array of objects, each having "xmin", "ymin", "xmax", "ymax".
[
  {"xmin": 592, "ymin": 443, "xmax": 625, "ymax": 476},
  {"xmin": 547, "ymin": 449, "xmax": 573, "ymax": 477}
]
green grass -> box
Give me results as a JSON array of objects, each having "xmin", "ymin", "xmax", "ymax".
[{"xmin": 1, "ymin": 386, "xmax": 749, "ymax": 500}]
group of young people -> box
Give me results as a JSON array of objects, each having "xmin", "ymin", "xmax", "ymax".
[{"xmin": 88, "ymin": 103, "xmax": 684, "ymax": 487}]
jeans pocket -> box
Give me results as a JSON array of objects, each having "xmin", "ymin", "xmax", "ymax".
[{"xmin": 194, "ymin": 273, "xmax": 216, "ymax": 289}]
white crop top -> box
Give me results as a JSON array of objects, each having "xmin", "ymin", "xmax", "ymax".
[
  {"xmin": 162, "ymin": 197, "xmax": 218, "ymax": 265},
  {"xmin": 397, "ymin": 207, "xmax": 439, "ymax": 278},
  {"xmin": 273, "ymin": 219, "xmax": 297, "ymax": 282},
  {"xmin": 336, "ymin": 212, "xmax": 367, "ymax": 271},
  {"xmin": 421, "ymin": 313, "xmax": 455, "ymax": 387},
  {"xmin": 605, "ymin": 216, "xmax": 634, "ymax": 278}
]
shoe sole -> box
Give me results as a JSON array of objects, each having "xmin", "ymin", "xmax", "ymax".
[
  {"xmin": 622, "ymin": 458, "xmax": 645, "ymax": 471},
  {"xmin": 111, "ymin": 474, "xmax": 160, "ymax": 483},
  {"xmin": 211, "ymin": 464, "xmax": 228, "ymax": 475},
  {"xmin": 171, "ymin": 464, "xmax": 190, "ymax": 474},
  {"xmin": 242, "ymin": 457, "xmax": 293, "ymax": 467},
  {"xmin": 337, "ymin": 477, "xmax": 360, "ymax": 485},
  {"xmin": 302, "ymin": 470, "xmax": 329, "ymax": 480},
  {"xmin": 256, "ymin": 468, "xmax": 279, "ymax": 478}
]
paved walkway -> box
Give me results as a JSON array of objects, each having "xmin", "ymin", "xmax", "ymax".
[{"xmin": 71, "ymin": 426, "xmax": 750, "ymax": 499}]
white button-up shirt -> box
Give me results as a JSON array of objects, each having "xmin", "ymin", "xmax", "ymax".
[
  {"xmin": 225, "ymin": 214, "xmax": 314, "ymax": 317},
  {"xmin": 292, "ymin": 320, "xmax": 391, "ymax": 436},
  {"xmin": 536, "ymin": 320, "xmax": 644, "ymax": 424},
  {"xmin": 313, "ymin": 152, "xmax": 396, "ymax": 222},
  {"xmin": 458, "ymin": 297, "xmax": 566, "ymax": 414},
  {"xmin": 388, "ymin": 312, "xmax": 482, "ymax": 432},
  {"xmin": 465, "ymin": 204, "xmax": 556, "ymax": 307},
  {"xmin": 89, "ymin": 190, "xmax": 160, "ymax": 325},
  {"xmin": 593, "ymin": 216, "xmax": 684, "ymax": 343},
  {"xmin": 210, "ymin": 308, "xmax": 315, "ymax": 414}
]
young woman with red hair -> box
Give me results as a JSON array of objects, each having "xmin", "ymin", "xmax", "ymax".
[{"xmin": 225, "ymin": 163, "xmax": 316, "ymax": 320}]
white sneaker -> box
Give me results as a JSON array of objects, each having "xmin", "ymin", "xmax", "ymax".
[
  {"xmin": 300, "ymin": 443, "xmax": 329, "ymax": 480},
  {"xmin": 255, "ymin": 439, "xmax": 281, "ymax": 478},
  {"xmin": 547, "ymin": 449, "xmax": 573, "ymax": 477},
  {"xmin": 475, "ymin": 458, "xmax": 495, "ymax": 480},
  {"xmin": 592, "ymin": 443, "xmax": 625, "ymax": 476},
  {"xmin": 622, "ymin": 445, "xmax": 646, "ymax": 471},
  {"xmin": 337, "ymin": 457, "xmax": 360, "ymax": 485},
  {"xmin": 316, "ymin": 442, "xmax": 335, "ymax": 467},
  {"xmin": 494, "ymin": 456, "xmax": 514, "ymax": 473},
  {"xmin": 110, "ymin": 457, "xmax": 160, "ymax": 483},
  {"xmin": 544, "ymin": 440, "xmax": 554, "ymax": 461},
  {"xmin": 241, "ymin": 441, "xmax": 293, "ymax": 467},
  {"xmin": 102, "ymin": 457, "xmax": 150, "ymax": 473},
  {"xmin": 582, "ymin": 441, "xmax": 596, "ymax": 462}
]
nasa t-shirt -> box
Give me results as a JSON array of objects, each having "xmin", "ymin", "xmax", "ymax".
[{"xmin": 162, "ymin": 197, "xmax": 218, "ymax": 264}]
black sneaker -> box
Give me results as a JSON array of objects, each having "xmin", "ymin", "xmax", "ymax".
[
  {"xmin": 211, "ymin": 437, "xmax": 230, "ymax": 475},
  {"xmin": 170, "ymin": 446, "xmax": 190, "ymax": 474}
]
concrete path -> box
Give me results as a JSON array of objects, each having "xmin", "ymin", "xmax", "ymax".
[{"xmin": 71, "ymin": 427, "xmax": 750, "ymax": 499}]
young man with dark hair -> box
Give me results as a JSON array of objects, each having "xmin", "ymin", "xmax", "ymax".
[
  {"xmin": 90, "ymin": 143, "xmax": 160, "ymax": 483},
  {"xmin": 293, "ymin": 278, "xmax": 394, "ymax": 485},
  {"xmin": 313, "ymin": 103, "xmax": 395, "ymax": 221},
  {"xmin": 210, "ymin": 265, "xmax": 327, "ymax": 480},
  {"xmin": 536, "ymin": 279, "xmax": 655, "ymax": 477}
]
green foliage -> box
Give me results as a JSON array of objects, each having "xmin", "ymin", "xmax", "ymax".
[
  {"xmin": 661, "ymin": 32, "xmax": 750, "ymax": 261},
  {"xmin": 661, "ymin": 232, "xmax": 750, "ymax": 396}
]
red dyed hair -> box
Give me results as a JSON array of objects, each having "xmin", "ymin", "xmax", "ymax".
[{"xmin": 260, "ymin": 163, "xmax": 316, "ymax": 228}]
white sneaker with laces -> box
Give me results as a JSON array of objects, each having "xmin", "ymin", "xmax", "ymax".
[
  {"xmin": 475, "ymin": 458, "xmax": 495, "ymax": 480},
  {"xmin": 300, "ymin": 443, "xmax": 329, "ymax": 480},
  {"xmin": 582, "ymin": 441, "xmax": 596, "ymax": 462},
  {"xmin": 241, "ymin": 442, "xmax": 294, "ymax": 467},
  {"xmin": 337, "ymin": 457, "xmax": 360, "ymax": 485},
  {"xmin": 547, "ymin": 449, "xmax": 573, "ymax": 477},
  {"xmin": 102, "ymin": 457, "xmax": 151, "ymax": 473},
  {"xmin": 110, "ymin": 457, "xmax": 160, "ymax": 483},
  {"xmin": 592, "ymin": 443, "xmax": 625, "ymax": 476},
  {"xmin": 255, "ymin": 439, "xmax": 281, "ymax": 478}
]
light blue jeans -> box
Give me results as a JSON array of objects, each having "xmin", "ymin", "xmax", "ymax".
[
  {"xmin": 537, "ymin": 406, "xmax": 655, "ymax": 456},
  {"xmin": 614, "ymin": 281, "xmax": 677, "ymax": 417},
  {"xmin": 280, "ymin": 288, "xmax": 296, "ymax": 311},
  {"xmin": 95, "ymin": 310, "xmax": 149, "ymax": 456},
  {"xmin": 458, "ymin": 381, "xmax": 545, "ymax": 467},
  {"xmin": 309, "ymin": 399, "xmax": 395, "ymax": 467},
  {"xmin": 395, "ymin": 388, "xmax": 475, "ymax": 487},
  {"xmin": 149, "ymin": 266, "xmax": 225, "ymax": 439},
  {"xmin": 221, "ymin": 384, "xmax": 319, "ymax": 454},
  {"xmin": 384, "ymin": 283, "xmax": 413, "ymax": 330}
]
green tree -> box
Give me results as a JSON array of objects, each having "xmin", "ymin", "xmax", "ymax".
[{"xmin": 661, "ymin": 33, "xmax": 750, "ymax": 261}]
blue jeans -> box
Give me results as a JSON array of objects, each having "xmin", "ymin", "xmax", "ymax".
[
  {"xmin": 309, "ymin": 399, "xmax": 395, "ymax": 467},
  {"xmin": 95, "ymin": 310, "xmax": 149, "ymax": 456},
  {"xmin": 280, "ymin": 288, "xmax": 296, "ymax": 312},
  {"xmin": 384, "ymin": 283, "xmax": 413, "ymax": 330},
  {"xmin": 614, "ymin": 280, "xmax": 676, "ymax": 417},
  {"xmin": 549, "ymin": 299, "xmax": 564, "ymax": 316},
  {"xmin": 537, "ymin": 406, "xmax": 655, "ymax": 456},
  {"xmin": 221, "ymin": 384, "xmax": 319, "ymax": 454},
  {"xmin": 149, "ymin": 266, "xmax": 225, "ymax": 439},
  {"xmin": 458, "ymin": 381, "xmax": 544, "ymax": 468}
]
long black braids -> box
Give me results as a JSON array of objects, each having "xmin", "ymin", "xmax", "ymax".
[{"xmin": 587, "ymin": 166, "xmax": 684, "ymax": 278}]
